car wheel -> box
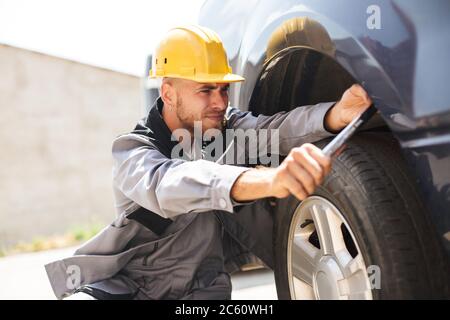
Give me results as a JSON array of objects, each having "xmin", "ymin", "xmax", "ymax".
[{"xmin": 273, "ymin": 133, "xmax": 449, "ymax": 299}]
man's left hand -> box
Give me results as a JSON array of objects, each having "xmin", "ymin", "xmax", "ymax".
[{"xmin": 325, "ymin": 84, "xmax": 372, "ymax": 132}]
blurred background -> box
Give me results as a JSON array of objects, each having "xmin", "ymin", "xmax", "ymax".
[
  {"xmin": 0, "ymin": 0, "xmax": 279, "ymax": 299},
  {"xmin": 0, "ymin": 0, "xmax": 205, "ymax": 256}
]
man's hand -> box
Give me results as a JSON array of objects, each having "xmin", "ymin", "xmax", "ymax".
[
  {"xmin": 325, "ymin": 84, "xmax": 372, "ymax": 132},
  {"xmin": 268, "ymin": 144, "xmax": 331, "ymax": 200},
  {"xmin": 231, "ymin": 85, "xmax": 370, "ymax": 202},
  {"xmin": 231, "ymin": 144, "xmax": 331, "ymax": 202}
]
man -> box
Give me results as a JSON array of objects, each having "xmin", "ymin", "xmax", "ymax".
[{"xmin": 45, "ymin": 25, "xmax": 371, "ymax": 300}]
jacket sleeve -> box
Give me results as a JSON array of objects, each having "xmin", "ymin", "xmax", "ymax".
[
  {"xmin": 227, "ymin": 102, "xmax": 337, "ymax": 155},
  {"xmin": 112, "ymin": 136, "xmax": 250, "ymax": 219}
]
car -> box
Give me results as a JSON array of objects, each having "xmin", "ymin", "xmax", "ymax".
[
  {"xmin": 194, "ymin": 0, "xmax": 450, "ymax": 299},
  {"xmin": 143, "ymin": 54, "xmax": 160, "ymax": 115}
]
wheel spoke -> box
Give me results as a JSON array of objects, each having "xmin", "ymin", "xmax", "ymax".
[
  {"xmin": 290, "ymin": 236, "xmax": 320, "ymax": 285},
  {"xmin": 345, "ymin": 254, "xmax": 367, "ymax": 276},
  {"xmin": 310, "ymin": 204, "xmax": 347, "ymax": 255},
  {"xmin": 335, "ymin": 249, "xmax": 353, "ymax": 273},
  {"xmin": 338, "ymin": 271, "xmax": 372, "ymax": 299},
  {"xmin": 292, "ymin": 277, "xmax": 315, "ymax": 300},
  {"xmin": 338, "ymin": 254, "xmax": 372, "ymax": 299}
]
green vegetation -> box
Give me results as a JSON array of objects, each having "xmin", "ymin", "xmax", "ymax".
[{"xmin": 0, "ymin": 223, "xmax": 104, "ymax": 257}]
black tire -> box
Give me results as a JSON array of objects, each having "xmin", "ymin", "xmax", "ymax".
[{"xmin": 274, "ymin": 132, "xmax": 450, "ymax": 299}]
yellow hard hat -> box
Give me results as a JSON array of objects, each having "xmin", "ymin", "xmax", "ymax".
[{"xmin": 149, "ymin": 25, "xmax": 245, "ymax": 83}]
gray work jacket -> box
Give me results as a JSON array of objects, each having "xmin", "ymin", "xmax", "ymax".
[{"xmin": 45, "ymin": 98, "xmax": 335, "ymax": 299}]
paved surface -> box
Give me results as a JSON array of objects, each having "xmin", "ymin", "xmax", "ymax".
[{"xmin": 0, "ymin": 247, "xmax": 277, "ymax": 300}]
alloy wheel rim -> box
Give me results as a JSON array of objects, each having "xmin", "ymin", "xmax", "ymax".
[{"xmin": 287, "ymin": 196, "xmax": 373, "ymax": 300}]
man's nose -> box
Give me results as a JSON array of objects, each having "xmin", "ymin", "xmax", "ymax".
[{"xmin": 210, "ymin": 90, "xmax": 228, "ymax": 111}]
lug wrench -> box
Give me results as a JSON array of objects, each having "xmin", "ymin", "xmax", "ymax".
[{"xmin": 322, "ymin": 105, "xmax": 377, "ymax": 157}]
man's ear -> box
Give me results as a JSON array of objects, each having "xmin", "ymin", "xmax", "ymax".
[{"xmin": 160, "ymin": 81, "xmax": 177, "ymax": 107}]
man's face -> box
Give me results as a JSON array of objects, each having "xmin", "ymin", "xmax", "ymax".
[{"xmin": 166, "ymin": 79, "xmax": 230, "ymax": 134}]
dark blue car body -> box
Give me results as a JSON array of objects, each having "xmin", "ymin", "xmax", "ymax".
[{"xmin": 198, "ymin": 0, "xmax": 450, "ymax": 252}]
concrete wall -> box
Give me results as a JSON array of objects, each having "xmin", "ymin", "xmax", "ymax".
[{"xmin": 0, "ymin": 44, "xmax": 143, "ymax": 249}]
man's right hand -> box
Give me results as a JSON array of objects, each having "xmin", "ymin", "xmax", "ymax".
[
  {"xmin": 231, "ymin": 143, "xmax": 332, "ymax": 202},
  {"xmin": 268, "ymin": 143, "xmax": 331, "ymax": 200}
]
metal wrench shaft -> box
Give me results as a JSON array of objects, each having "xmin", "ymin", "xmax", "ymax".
[{"xmin": 322, "ymin": 105, "xmax": 377, "ymax": 157}]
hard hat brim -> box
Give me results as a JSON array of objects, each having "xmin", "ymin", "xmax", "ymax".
[{"xmin": 207, "ymin": 73, "xmax": 245, "ymax": 83}]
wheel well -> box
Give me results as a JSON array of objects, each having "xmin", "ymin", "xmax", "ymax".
[{"xmin": 248, "ymin": 47, "xmax": 388, "ymax": 131}]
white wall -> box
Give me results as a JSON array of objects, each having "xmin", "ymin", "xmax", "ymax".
[{"xmin": 0, "ymin": 44, "xmax": 142, "ymax": 248}]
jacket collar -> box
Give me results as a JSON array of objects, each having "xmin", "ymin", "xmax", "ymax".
[{"xmin": 131, "ymin": 97, "xmax": 178, "ymax": 158}]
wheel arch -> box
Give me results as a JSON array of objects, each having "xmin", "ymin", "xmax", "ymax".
[{"xmin": 235, "ymin": 15, "xmax": 403, "ymax": 131}]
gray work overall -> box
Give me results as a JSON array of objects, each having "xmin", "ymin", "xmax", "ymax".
[{"xmin": 45, "ymin": 98, "xmax": 335, "ymax": 299}]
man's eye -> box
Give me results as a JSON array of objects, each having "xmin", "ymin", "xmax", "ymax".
[{"xmin": 201, "ymin": 89, "xmax": 211, "ymax": 94}]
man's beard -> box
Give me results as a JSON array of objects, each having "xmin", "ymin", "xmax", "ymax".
[
  {"xmin": 175, "ymin": 96, "xmax": 224, "ymax": 134},
  {"xmin": 175, "ymin": 97, "xmax": 194, "ymax": 133}
]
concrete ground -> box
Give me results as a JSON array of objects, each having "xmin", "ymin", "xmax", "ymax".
[{"xmin": 0, "ymin": 247, "xmax": 277, "ymax": 300}]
